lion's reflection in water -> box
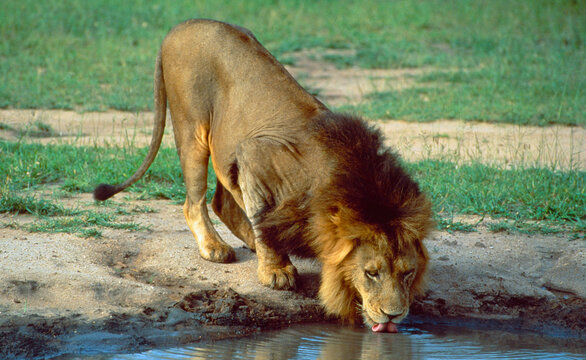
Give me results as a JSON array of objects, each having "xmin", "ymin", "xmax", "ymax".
[
  {"xmin": 184, "ymin": 325, "xmax": 415, "ymax": 360},
  {"xmin": 131, "ymin": 323, "xmax": 584, "ymax": 360},
  {"xmin": 240, "ymin": 326, "xmax": 413, "ymax": 360}
]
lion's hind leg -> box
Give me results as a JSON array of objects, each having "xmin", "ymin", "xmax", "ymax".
[{"xmin": 175, "ymin": 130, "xmax": 235, "ymax": 264}]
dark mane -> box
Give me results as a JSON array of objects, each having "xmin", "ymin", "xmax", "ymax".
[
  {"xmin": 253, "ymin": 112, "xmax": 432, "ymax": 258},
  {"xmin": 310, "ymin": 112, "xmax": 424, "ymax": 227}
]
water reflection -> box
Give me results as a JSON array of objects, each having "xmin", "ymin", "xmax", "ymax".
[
  {"xmin": 214, "ymin": 326, "xmax": 416, "ymax": 360},
  {"xmin": 126, "ymin": 324, "xmax": 585, "ymax": 360}
]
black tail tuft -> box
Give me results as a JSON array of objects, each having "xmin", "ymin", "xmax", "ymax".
[{"xmin": 93, "ymin": 184, "xmax": 120, "ymax": 201}]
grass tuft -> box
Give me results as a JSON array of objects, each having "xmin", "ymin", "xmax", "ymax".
[
  {"xmin": 408, "ymin": 160, "xmax": 585, "ymax": 234},
  {"xmin": 0, "ymin": 192, "xmax": 74, "ymax": 216},
  {"xmin": 15, "ymin": 206, "xmax": 150, "ymax": 238}
]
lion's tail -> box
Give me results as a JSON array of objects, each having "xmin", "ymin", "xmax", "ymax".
[{"xmin": 93, "ymin": 50, "xmax": 167, "ymax": 201}]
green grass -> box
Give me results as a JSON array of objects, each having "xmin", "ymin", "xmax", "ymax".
[
  {"xmin": 1, "ymin": 141, "xmax": 583, "ymax": 235},
  {"xmin": 408, "ymin": 160, "xmax": 585, "ymax": 233},
  {"xmin": 1, "ymin": 0, "xmax": 583, "ymax": 125},
  {"xmin": 23, "ymin": 211, "xmax": 150, "ymax": 238},
  {"xmin": 0, "ymin": 192, "xmax": 73, "ymax": 216},
  {"xmin": 0, "ymin": 140, "xmax": 184, "ymax": 237},
  {"xmin": 345, "ymin": 66, "xmax": 583, "ymax": 125},
  {"xmin": 0, "ymin": 190, "xmax": 151, "ymax": 238},
  {"xmin": 0, "ymin": 141, "xmax": 188, "ymax": 199}
]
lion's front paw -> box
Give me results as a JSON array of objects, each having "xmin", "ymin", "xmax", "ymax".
[
  {"xmin": 258, "ymin": 264, "xmax": 297, "ymax": 290},
  {"xmin": 198, "ymin": 241, "xmax": 236, "ymax": 263}
]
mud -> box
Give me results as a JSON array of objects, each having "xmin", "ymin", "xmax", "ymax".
[{"xmin": 0, "ymin": 288, "xmax": 324, "ymax": 359}]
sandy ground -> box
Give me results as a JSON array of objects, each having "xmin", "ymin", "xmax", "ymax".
[{"xmin": 0, "ymin": 53, "xmax": 584, "ymax": 357}]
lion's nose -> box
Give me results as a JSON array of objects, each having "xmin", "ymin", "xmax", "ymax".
[{"xmin": 381, "ymin": 309, "xmax": 403, "ymax": 320}]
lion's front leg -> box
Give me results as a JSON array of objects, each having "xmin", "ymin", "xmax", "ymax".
[
  {"xmin": 235, "ymin": 138, "xmax": 299, "ymax": 290},
  {"xmin": 255, "ymin": 239, "xmax": 298, "ymax": 290}
]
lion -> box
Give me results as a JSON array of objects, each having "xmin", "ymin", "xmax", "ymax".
[{"xmin": 94, "ymin": 19, "xmax": 434, "ymax": 332}]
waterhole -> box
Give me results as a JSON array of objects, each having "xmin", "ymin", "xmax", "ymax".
[{"xmin": 63, "ymin": 323, "xmax": 584, "ymax": 360}]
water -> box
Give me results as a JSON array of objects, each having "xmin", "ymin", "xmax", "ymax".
[{"xmin": 78, "ymin": 323, "xmax": 585, "ymax": 360}]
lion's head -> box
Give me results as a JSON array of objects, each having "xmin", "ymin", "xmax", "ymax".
[
  {"xmin": 309, "ymin": 114, "xmax": 434, "ymax": 331},
  {"xmin": 352, "ymin": 238, "xmax": 427, "ymax": 327},
  {"xmin": 315, "ymin": 198, "xmax": 431, "ymax": 331}
]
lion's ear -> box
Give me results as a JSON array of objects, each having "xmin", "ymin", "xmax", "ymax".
[
  {"xmin": 323, "ymin": 238, "xmax": 355, "ymax": 266},
  {"xmin": 311, "ymin": 203, "xmax": 356, "ymax": 269}
]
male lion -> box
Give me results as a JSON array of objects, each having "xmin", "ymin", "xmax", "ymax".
[{"xmin": 94, "ymin": 19, "xmax": 434, "ymax": 332}]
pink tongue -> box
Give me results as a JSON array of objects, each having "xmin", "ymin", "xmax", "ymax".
[{"xmin": 371, "ymin": 322, "xmax": 398, "ymax": 333}]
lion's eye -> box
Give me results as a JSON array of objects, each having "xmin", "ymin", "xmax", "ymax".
[{"xmin": 365, "ymin": 269, "xmax": 379, "ymax": 280}]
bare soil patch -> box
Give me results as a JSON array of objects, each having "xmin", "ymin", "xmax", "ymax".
[
  {"xmin": 285, "ymin": 49, "xmax": 433, "ymax": 106},
  {"xmin": 1, "ymin": 109, "xmax": 583, "ymax": 170}
]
